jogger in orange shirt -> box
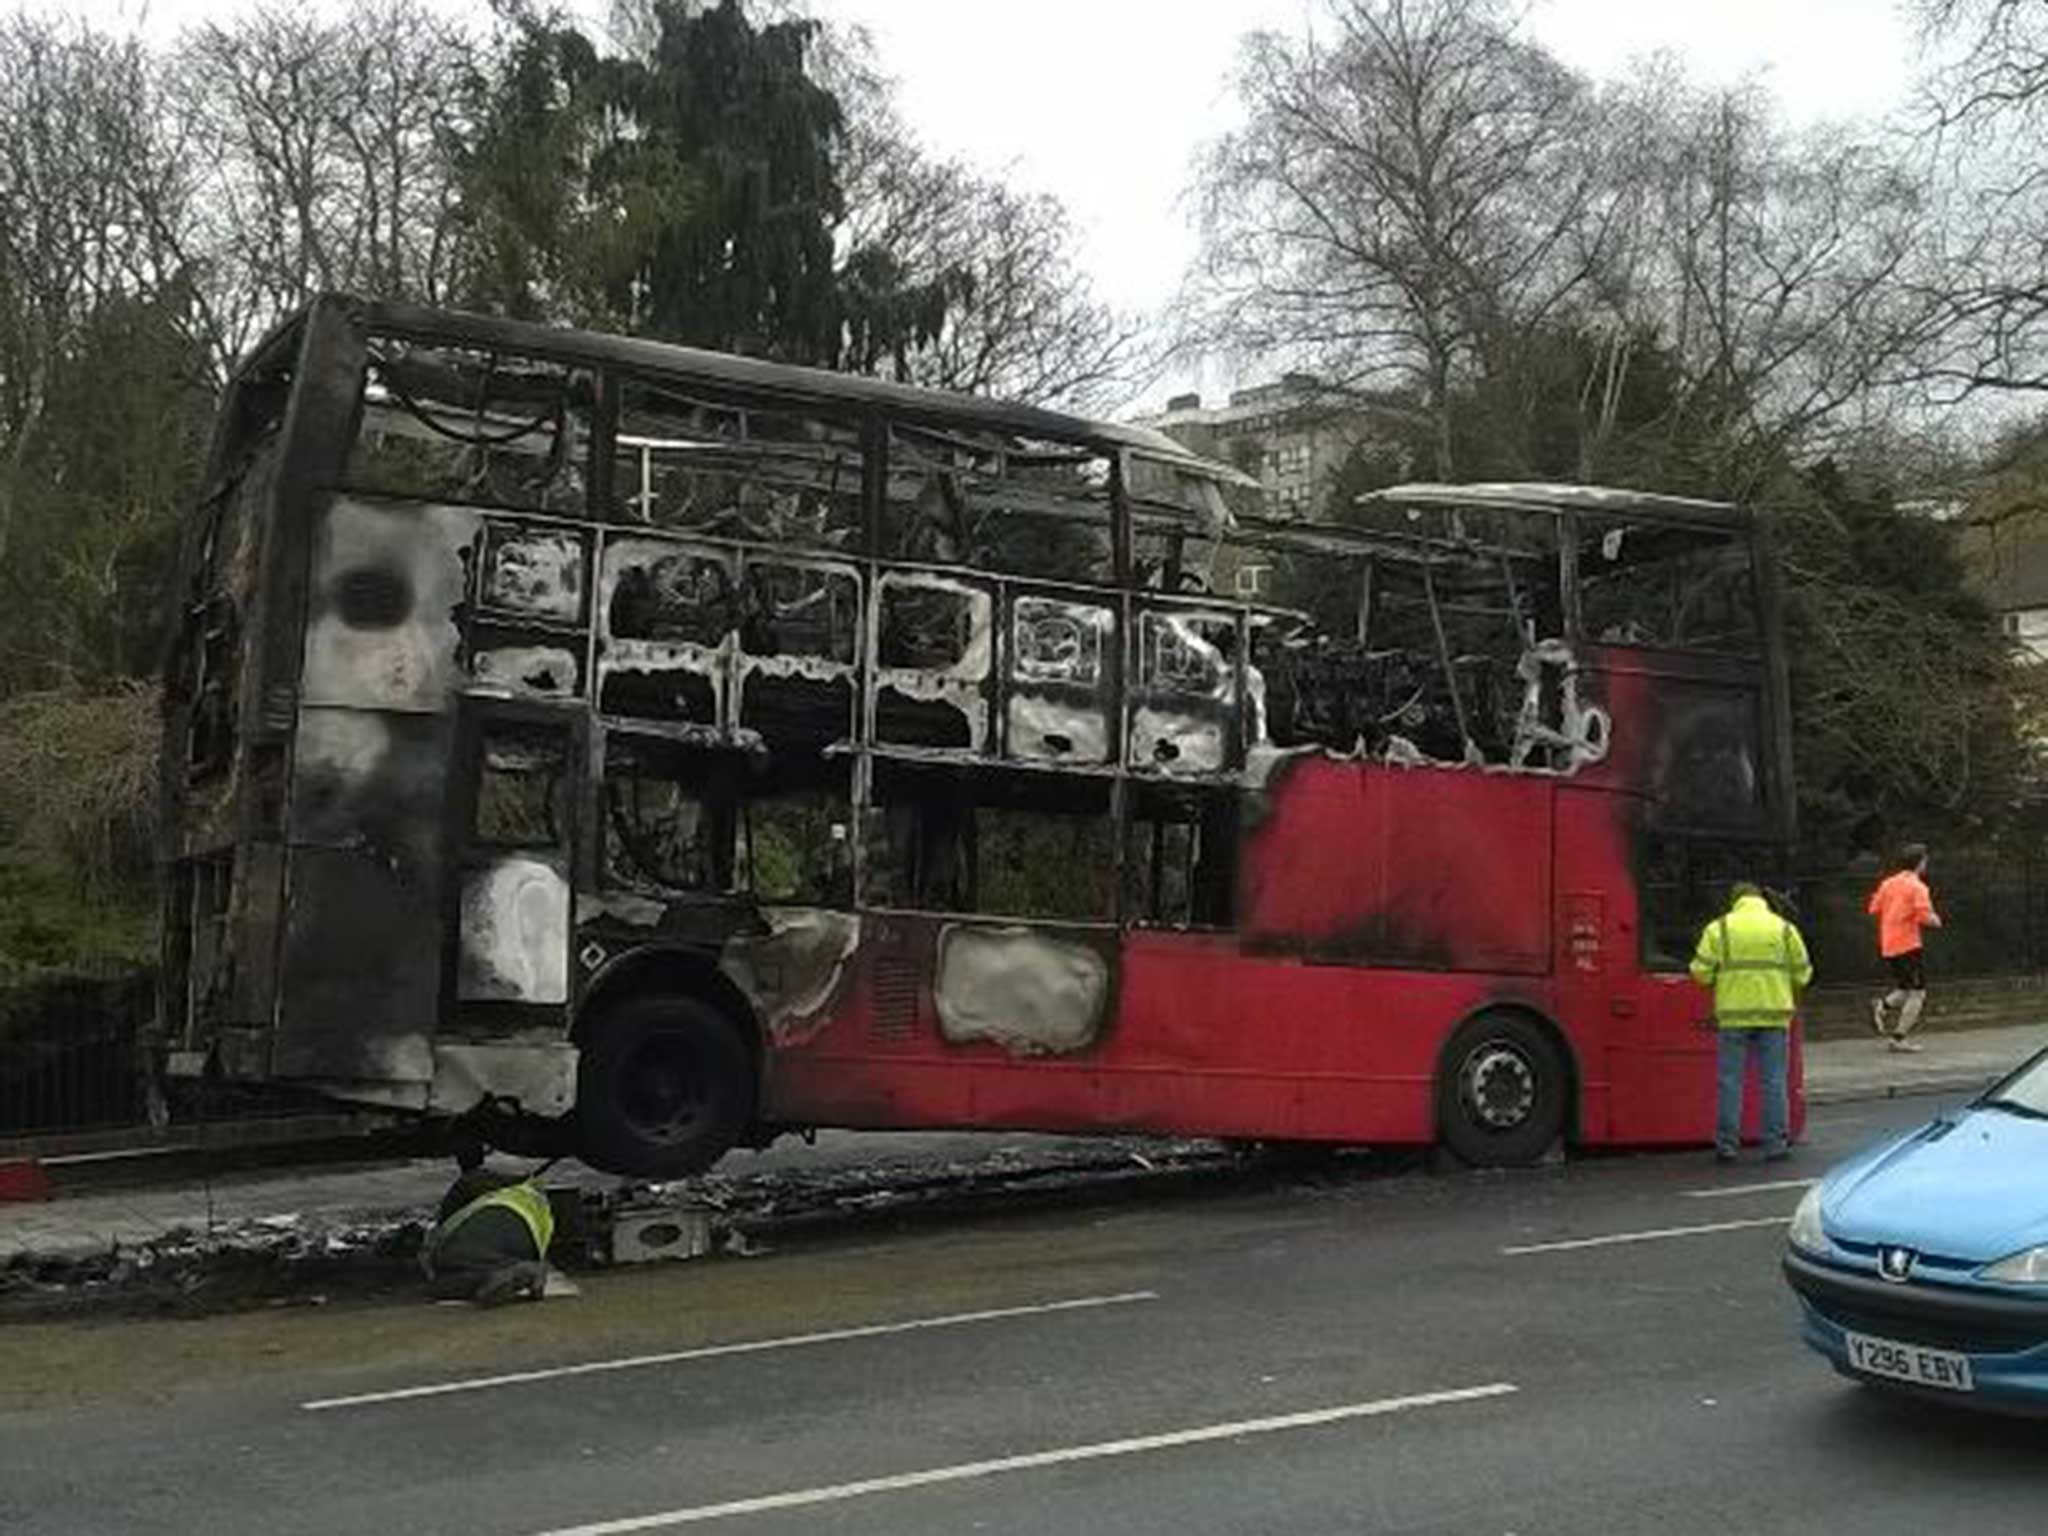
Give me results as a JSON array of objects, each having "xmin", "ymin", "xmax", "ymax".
[{"xmin": 1868, "ymin": 843, "xmax": 1942, "ymax": 1053}]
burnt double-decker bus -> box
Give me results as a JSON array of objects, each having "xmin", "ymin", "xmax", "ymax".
[{"xmin": 160, "ymin": 296, "xmax": 1799, "ymax": 1175}]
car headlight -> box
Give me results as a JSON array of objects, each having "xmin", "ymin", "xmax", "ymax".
[
  {"xmin": 1980, "ymin": 1246, "xmax": 2048, "ymax": 1284},
  {"xmin": 1788, "ymin": 1185, "xmax": 1828, "ymax": 1255}
]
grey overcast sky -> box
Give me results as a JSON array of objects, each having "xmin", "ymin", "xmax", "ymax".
[
  {"xmin": 811, "ymin": 0, "xmax": 1917, "ymax": 321},
  {"xmin": 58, "ymin": 0, "xmax": 1924, "ymax": 400}
]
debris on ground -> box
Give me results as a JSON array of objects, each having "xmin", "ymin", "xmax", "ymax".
[{"xmin": 0, "ymin": 1135, "xmax": 1372, "ymax": 1322}]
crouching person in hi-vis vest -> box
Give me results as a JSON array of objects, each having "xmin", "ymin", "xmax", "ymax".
[
  {"xmin": 421, "ymin": 1145, "xmax": 555, "ymax": 1306},
  {"xmin": 1689, "ymin": 882, "xmax": 1812, "ymax": 1166}
]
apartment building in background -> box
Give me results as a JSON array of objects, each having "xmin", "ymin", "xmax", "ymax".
[
  {"xmin": 1138, "ymin": 374, "xmax": 1410, "ymax": 520},
  {"xmin": 1966, "ymin": 525, "xmax": 2048, "ymax": 663}
]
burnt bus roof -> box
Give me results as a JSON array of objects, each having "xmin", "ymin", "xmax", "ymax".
[
  {"xmin": 250, "ymin": 294, "xmax": 1248, "ymax": 482},
  {"xmin": 1360, "ymin": 482, "xmax": 1747, "ymax": 532}
]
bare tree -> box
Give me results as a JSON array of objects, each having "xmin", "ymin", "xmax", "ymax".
[
  {"xmin": 1908, "ymin": 0, "xmax": 2048, "ymax": 396},
  {"xmin": 1922, "ymin": 0, "xmax": 2048, "ymax": 126},
  {"xmin": 838, "ymin": 103, "xmax": 1140, "ymax": 408},
  {"xmin": 824, "ymin": 31, "xmax": 1139, "ymax": 409},
  {"xmin": 170, "ymin": 1, "xmax": 475, "ymax": 361},
  {"xmin": 0, "ymin": 16, "xmax": 198, "ymax": 571},
  {"xmin": 1182, "ymin": 0, "xmax": 1609, "ymax": 476},
  {"xmin": 1606, "ymin": 78, "xmax": 1936, "ymax": 488}
]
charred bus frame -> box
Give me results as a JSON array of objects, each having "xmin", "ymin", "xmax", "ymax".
[{"xmin": 160, "ymin": 295, "xmax": 1797, "ymax": 1174}]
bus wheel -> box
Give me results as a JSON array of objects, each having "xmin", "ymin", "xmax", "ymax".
[
  {"xmin": 1437, "ymin": 1011, "xmax": 1568, "ymax": 1168},
  {"xmin": 576, "ymin": 994, "xmax": 754, "ymax": 1178}
]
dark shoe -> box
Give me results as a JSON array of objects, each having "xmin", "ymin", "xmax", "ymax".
[
  {"xmin": 1764, "ymin": 1147, "xmax": 1793, "ymax": 1164},
  {"xmin": 472, "ymin": 1261, "xmax": 546, "ymax": 1307},
  {"xmin": 1714, "ymin": 1149, "xmax": 1738, "ymax": 1165}
]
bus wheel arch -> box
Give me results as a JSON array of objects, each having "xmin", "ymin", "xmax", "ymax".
[
  {"xmin": 572, "ymin": 946, "xmax": 763, "ymax": 1178},
  {"xmin": 1433, "ymin": 1005, "xmax": 1576, "ymax": 1168}
]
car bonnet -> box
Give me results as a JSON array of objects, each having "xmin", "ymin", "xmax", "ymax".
[{"xmin": 1823, "ymin": 1105, "xmax": 2048, "ymax": 1263}]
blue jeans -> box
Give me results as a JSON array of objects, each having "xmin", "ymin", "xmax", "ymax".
[{"xmin": 1716, "ymin": 1028, "xmax": 1789, "ymax": 1156}]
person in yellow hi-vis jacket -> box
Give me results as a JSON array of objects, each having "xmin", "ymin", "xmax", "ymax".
[
  {"xmin": 1690, "ymin": 882, "xmax": 1813, "ymax": 1165},
  {"xmin": 421, "ymin": 1144, "xmax": 556, "ymax": 1305}
]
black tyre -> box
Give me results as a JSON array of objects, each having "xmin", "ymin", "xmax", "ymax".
[
  {"xmin": 576, "ymin": 993, "xmax": 755, "ymax": 1178},
  {"xmin": 1436, "ymin": 1010, "xmax": 1569, "ymax": 1167}
]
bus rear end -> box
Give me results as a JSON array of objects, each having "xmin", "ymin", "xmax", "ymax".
[
  {"xmin": 161, "ymin": 299, "xmax": 586, "ymax": 1128},
  {"xmin": 159, "ymin": 314, "xmax": 304, "ymax": 1097}
]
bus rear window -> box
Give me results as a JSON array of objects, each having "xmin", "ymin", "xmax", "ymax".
[
  {"xmin": 1579, "ymin": 520, "xmax": 1758, "ymax": 654},
  {"xmin": 473, "ymin": 729, "xmax": 570, "ymax": 848},
  {"xmin": 351, "ymin": 342, "xmax": 592, "ymax": 514}
]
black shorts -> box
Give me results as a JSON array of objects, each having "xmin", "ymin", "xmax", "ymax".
[{"xmin": 1886, "ymin": 950, "xmax": 1927, "ymax": 991}]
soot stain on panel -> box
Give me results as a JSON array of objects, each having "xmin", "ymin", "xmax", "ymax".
[
  {"xmin": 721, "ymin": 908, "xmax": 862, "ymax": 1046},
  {"xmin": 300, "ymin": 499, "xmax": 479, "ymax": 714}
]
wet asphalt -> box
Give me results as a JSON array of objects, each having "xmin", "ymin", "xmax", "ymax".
[{"xmin": 2, "ymin": 1090, "xmax": 2042, "ymax": 1536}]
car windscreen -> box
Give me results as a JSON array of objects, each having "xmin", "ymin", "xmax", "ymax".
[{"xmin": 1980, "ymin": 1051, "xmax": 2048, "ymax": 1117}]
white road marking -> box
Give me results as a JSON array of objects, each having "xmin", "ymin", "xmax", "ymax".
[
  {"xmin": 1502, "ymin": 1215, "xmax": 1790, "ymax": 1255},
  {"xmin": 301, "ymin": 1290, "xmax": 1159, "ymax": 1412},
  {"xmin": 525, "ymin": 1383, "xmax": 1520, "ymax": 1534},
  {"xmin": 1683, "ymin": 1177, "xmax": 1817, "ymax": 1200}
]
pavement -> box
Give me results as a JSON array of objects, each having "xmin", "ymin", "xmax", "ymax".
[
  {"xmin": 3, "ymin": 1020, "xmax": 2044, "ymax": 1267},
  {"xmin": 1801, "ymin": 1018, "xmax": 2048, "ymax": 1102},
  {"xmin": 1, "ymin": 1089, "xmax": 2038, "ymax": 1536}
]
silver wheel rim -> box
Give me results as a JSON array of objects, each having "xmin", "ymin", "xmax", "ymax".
[{"xmin": 1461, "ymin": 1043, "xmax": 1536, "ymax": 1130}]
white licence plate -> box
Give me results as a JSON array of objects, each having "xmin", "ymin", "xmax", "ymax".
[{"xmin": 1844, "ymin": 1331, "xmax": 1975, "ymax": 1392}]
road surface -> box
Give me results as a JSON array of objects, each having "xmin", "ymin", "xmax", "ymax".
[{"xmin": 2, "ymin": 1092, "xmax": 2039, "ymax": 1535}]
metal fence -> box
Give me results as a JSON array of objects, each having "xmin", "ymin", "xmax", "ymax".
[
  {"xmin": 1786, "ymin": 853, "xmax": 2048, "ymax": 988},
  {"xmin": 0, "ymin": 965, "xmax": 155, "ymax": 1138},
  {"xmin": 1647, "ymin": 849, "xmax": 2048, "ymax": 989}
]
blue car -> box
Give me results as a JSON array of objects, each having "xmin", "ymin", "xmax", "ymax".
[{"xmin": 1783, "ymin": 1047, "xmax": 2048, "ymax": 1411}]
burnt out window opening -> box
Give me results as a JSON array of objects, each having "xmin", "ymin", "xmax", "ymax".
[
  {"xmin": 1125, "ymin": 784, "xmax": 1238, "ymax": 928},
  {"xmin": 873, "ymin": 572, "xmax": 995, "ymax": 753},
  {"xmin": 1130, "ymin": 605, "xmax": 1248, "ymax": 775},
  {"xmin": 463, "ymin": 517, "xmax": 593, "ymax": 704},
  {"xmin": 602, "ymin": 737, "xmax": 740, "ymax": 895},
  {"xmin": 739, "ymin": 766, "xmax": 853, "ymax": 906},
  {"xmin": 184, "ymin": 595, "xmax": 241, "ymax": 781},
  {"xmin": 211, "ymin": 349, "xmax": 294, "ymax": 489},
  {"xmin": 473, "ymin": 727, "xmax": 572, "ymax": 849},
  {"xmin": 742, "ymin": 561, "xmax": 861, "ymax": 665},
  {"xmin": 349, "ymin": 343, "xmax": 590, "ymax": 514},
  {"xmin": 1006, "ymin": 592, "xmax": 1118, "ymax": 766},
  {"xmin": 1577, "ymin": 519, "xmax": 1758, "ymax": 655},
  {"xmin": 1248, "ymin": 509, "xmax": 1570, "ymax": 768},
  {"xmin": 876, "ymin": 576, "xmax": 986, "ymax": 670},
  {"xmin": 736, "ymin": 561, "xmax": 863, "ymax": 752},
  {"xmin": 598, "ymin": 735, "xmax": 851, "ymax": 905},
  {"xmin": 1128, "ymin": 452, "xmax": 1241, "ymax": 596},
  {"xmin": 864, "ymin": 761, "xmax": 1116, "ymax": 923},
  {"xmin": 1365, "ymin": 560, "xmax": 1536, "ymax": 762},
  {"xmin": 883, "ymin": 424, "xmax": 1113, "ymax": 584},
  {"xmin": 1642, "ymin": 684, "xmax": 1770, "ymax": 835},
  {"xmin": 616, "ymin": 383, "xmax": 863, "ymax": 551},
  {"xmin": 476, "ymin": 521, "xmax": 589, "ymax": 628},
  {"xmin": 177, "ymin": 357, "xmax": 297, "ymax": 785},
  {"xmin": 608, "ymin": 544, "xmax": 737, "ymax": 649},
  {"xmin": 596, "ymin": 540, "xmax": 738, "ymax": 736},
  {"xmin": 1638, "ymin": 833, "xmax": 1788, "ymax": 971},
  {"xmin": 596, "ymin": 539, "xmax": 863, "ymax": 749}
]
